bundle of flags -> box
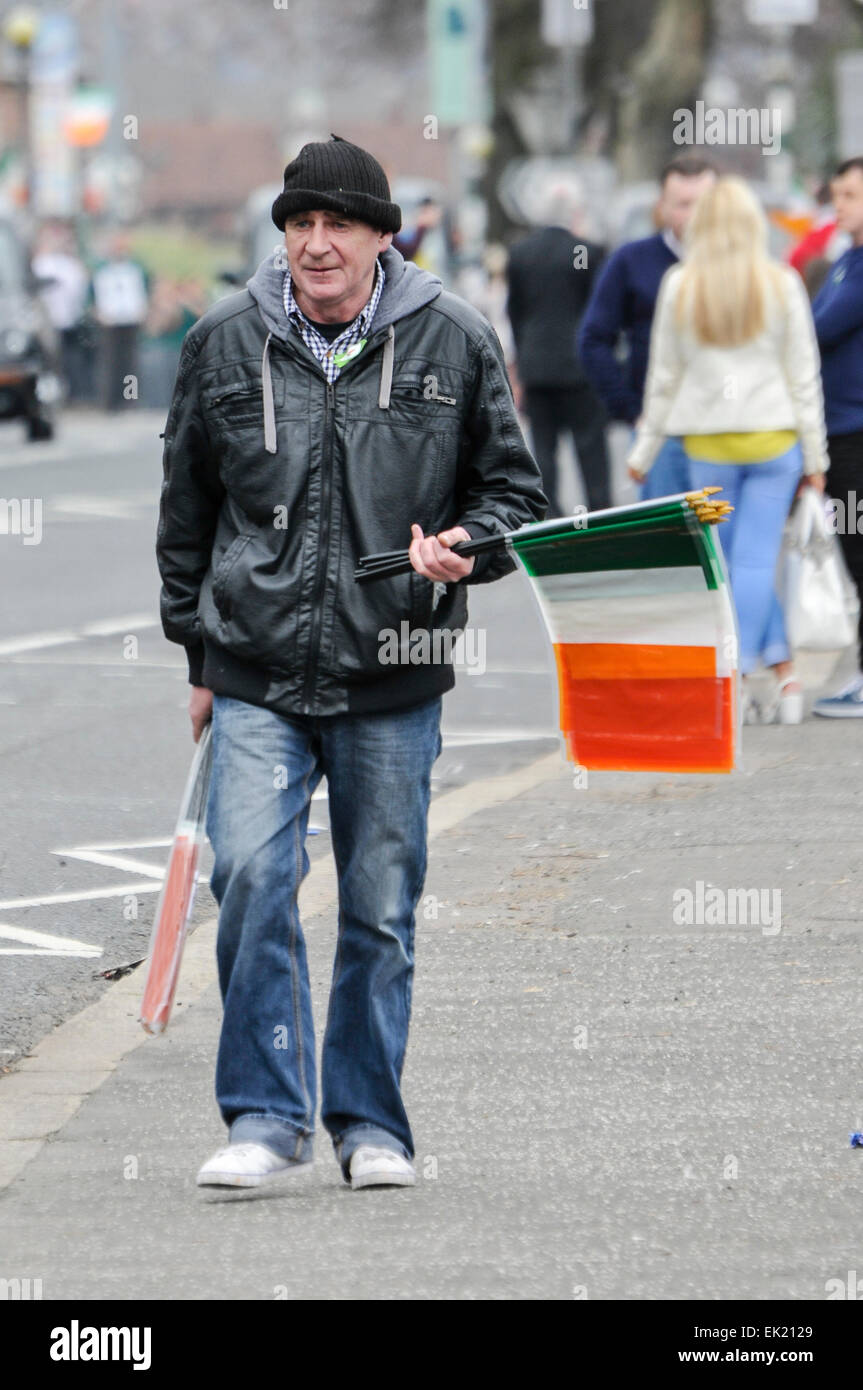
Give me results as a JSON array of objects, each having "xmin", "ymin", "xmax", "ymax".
[{"xmin": 355, "ymin": 489, "xmax": 739, "ymax": 775}]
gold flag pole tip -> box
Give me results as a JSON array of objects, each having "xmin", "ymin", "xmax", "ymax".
[
  {"xmin": 685, "ymin": 486, "xmax": 724, "ymax": 501},
  {"xmin": 690, "ymin": 495, "xmax": 733, "ymax": 524}
]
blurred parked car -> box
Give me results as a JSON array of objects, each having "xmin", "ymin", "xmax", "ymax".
[{"xmin": 0, "ymin": 220, "xmax": 61, "ymax": 440}]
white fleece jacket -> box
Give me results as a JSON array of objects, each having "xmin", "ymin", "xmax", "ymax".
[{"xmin": 627, "ymin": 262, "xmax": 828, "ymax": 476}]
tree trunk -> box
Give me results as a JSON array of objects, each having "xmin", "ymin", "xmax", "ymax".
[
  {"xmin": 481, "ymin": 0, "xmax": 554, "ymax": 243},
  {"xmin": 615, "ymin": 0, "xmax": 713, "ymax": 181}
]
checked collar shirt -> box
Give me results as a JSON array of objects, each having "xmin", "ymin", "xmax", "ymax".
[{"xmin": 282, "ymin": 256, "xmax": 386, "ymax": 384}]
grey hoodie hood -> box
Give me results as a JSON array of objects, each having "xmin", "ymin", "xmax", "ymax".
[{"xmin": 246, "ymin": 243, "xmax": 443, "ymax": 453}]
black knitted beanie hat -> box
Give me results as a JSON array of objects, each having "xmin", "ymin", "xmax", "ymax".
[{"xmin": 271, "ymin": 133, "xmax": 402, "ymax": 234}]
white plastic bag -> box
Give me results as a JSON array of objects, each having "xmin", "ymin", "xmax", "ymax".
[{"xmin": 778, "ymin": 488, "xmax": 855, "ymax": 652}]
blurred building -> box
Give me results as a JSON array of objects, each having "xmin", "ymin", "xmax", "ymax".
[{"xmin": 138, "ymin": 118, "xmax": 450, "ymax": 236}]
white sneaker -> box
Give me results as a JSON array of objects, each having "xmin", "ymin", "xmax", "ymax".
[
  {"xmin": 348, "ymin": 1145, "xmax": 416, "ymax": 1190},
  {"xmin": 196, "ymin": 1141, "xmax": 311, "ymax": 1188},
  {"xmin": 760, "ymin": 675, "xmax": 804, "ymax": 726}
]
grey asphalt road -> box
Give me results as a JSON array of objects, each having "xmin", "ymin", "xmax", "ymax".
[{"xmin": 1, "ymin": 408, "xmax": 861, "ymax": 1302}]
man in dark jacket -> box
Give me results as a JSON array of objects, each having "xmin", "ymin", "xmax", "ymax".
[
  {"xmin": 156, "ymin": 136, "xmax": 547, "ymax": 1192},
  {"xmin": 506, "ymin": 184, "xmax": 610, "ymax": 516},
  {"xmin": 577, "ymin": 155, "xmax": 716, "ymax": 500}
]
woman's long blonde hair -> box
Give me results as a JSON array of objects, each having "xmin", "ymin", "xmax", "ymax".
[{"xmin": 674, "ymin": 176, "xmax": 785, "ymax": 346}]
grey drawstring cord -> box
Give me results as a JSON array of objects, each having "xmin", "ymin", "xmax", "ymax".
[
  {"xmin": 262, "ymin": 330, "xmax": 277, "ymax": 454},
  {"xmin": 378, "ymin": 323, "xmax": 394, "ymax": 409}
]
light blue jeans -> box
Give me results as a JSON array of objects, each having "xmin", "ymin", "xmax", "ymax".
[
  {"xmin": 205, "ymin": 692, "xmax": 443, "ymax": 1179},
  {"xmin": 640, "ymin": 436, "xmax": 692, "ymax": 500},
  {"xmin": 687, "ymin": 444, "xmax": 803, "ymax": 674}
]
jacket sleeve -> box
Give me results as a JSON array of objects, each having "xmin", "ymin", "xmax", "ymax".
[
  {"xmin": 812, "ymin": 261, "xmax": 863, "ymax": 350},
  {"xmin": 626, "ymin": 270, "xmax": 685, "ymax": 476},
  {"xmin": 454, "ymin": 323, "xmax": 549, "ymax": 584},
  {"xmin": 156, "ymin": 330, "xmax": 224, "ymax": 684},
  {"xmin": 577, "ymin": 247, "xmax": 641, "ymax": 423},
  {"xmin": 779, "ymin": 267, "xmax": 828, "ymax": 476}
]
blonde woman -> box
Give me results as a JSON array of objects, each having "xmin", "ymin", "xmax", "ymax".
[{"xmin": 627, "ymin": 176, "xmax": 827, "ymax": 724}]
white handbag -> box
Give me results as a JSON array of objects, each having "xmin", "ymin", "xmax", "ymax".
[{"xmin": 778, "ymin": 487, "xmax": 856, "ymax": 652}]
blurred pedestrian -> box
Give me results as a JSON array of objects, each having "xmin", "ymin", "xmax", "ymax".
[
  {"xmin": 141, "ymin": 277, "xmax": 204, "ymax": 408},
  {"xmin": 32, "ymin": 223, "xmax": 90, "ymax": 402},
  {"xmin": 393, "ymin": 197, "xmax": 442, "ymax": 263},
  {"xmin": 91, "ymin": 230, "xmax": 151, "ymax": 412},
  {"xmin": 789, "ymin": 180, "xmax": 847, "ymax": 301},
  {"xmin": 627, "ymin": 177, "xmax": 827, "ymax": 725},
  {"xmin": 506, "ymin": 182, "xmax": 611, "ymax": 515},
  {"xmin": 810, "ymin": 157, "xmax": 863, "ymax": 717},
  {"xmin": 473, "ymin": 242, "xmax": 514, "ymax": 358},
  {"xmin": 579, "ymin": 155, "xmax": 717, "ymax": 499}
]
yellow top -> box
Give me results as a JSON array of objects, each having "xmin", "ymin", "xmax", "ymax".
[{"xmin": 682, "ymin": 430, "xmax": 798, "ymax": 463}]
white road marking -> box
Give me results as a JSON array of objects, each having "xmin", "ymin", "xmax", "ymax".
[
  {"xmin": 0, "ymin": 822, "xmax": 332, "ymax": 913},
  {"xmin": 0, "ymin": 838, "xmax": 194, "ymax": 912},
  {"xmin": 0, "ymin": 881, "xmax": 164, "ymax": 911},
  {"xmin": 56, "ymin": 838, "xmax": 173, "ymax": 851},
  {"xmin": 0, "ymin": 613, "xmax": 158, "ymax": 657},
  {"xmin": 51, "ymin": 849, "xmax": 168, "ymax": 880},
  {"xmin": 0, "ymin": 631, "xmax": 75, "ymax": 657},
  {"xmin": 79, "ymin": 615, "xmax": 157, "ymax": 638},
  {"xmin": 0, "ymin": 923, "xmax": 102, "ymax": 958},
  {"xmin": 50, "ymin": 492, "xmax": 158, "ymax": 522},
  {"xmin": 0, "ymin": 415, "xmax": 164, "ymax": 471}
]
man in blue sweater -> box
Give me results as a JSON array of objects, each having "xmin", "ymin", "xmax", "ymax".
[
  {"xmin": 811, "ymin": 156, "xmax": 863, "ymax": 717},
  {"xmin": 578, "ymin": 156, "xmax": 716, "ymax": 499}
]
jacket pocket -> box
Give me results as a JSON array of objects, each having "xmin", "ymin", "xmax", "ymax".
[
  {"xmin": 203, "ymin": 375, "xmax": 286, "ymax": 429},
  {"xmin": 386, "ymin": 373, "xmax": 462, "ymax": 415},
  {"xmin": 205, "ymin": 381, "xmax": 261, "ymax": 423},
  {"xmin": 212, "ymin": 533, "xmax": 253, "ymax": 619}
]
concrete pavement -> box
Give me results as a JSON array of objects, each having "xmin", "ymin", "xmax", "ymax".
[{"xmin": 1, "ymin": 708, "xmax": 862, "ymax": 1300}]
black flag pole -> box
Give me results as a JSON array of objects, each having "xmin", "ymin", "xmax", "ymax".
[{"xmin": 353, "ymin": 490, "xmax": 729, "ymax": 585}]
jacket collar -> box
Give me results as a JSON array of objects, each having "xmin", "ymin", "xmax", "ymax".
[
  {"xmin": 249, "ymin": 242, "xmax": 442, "ymax": 453},
  {"xmin": 246, "ymin": 240, "xmax": 443, "ymax": 343}
]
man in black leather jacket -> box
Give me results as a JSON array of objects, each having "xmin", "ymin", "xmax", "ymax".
[{"xmin": 157, "ymin": 135, "xmax": 547, "ymax": 1193}]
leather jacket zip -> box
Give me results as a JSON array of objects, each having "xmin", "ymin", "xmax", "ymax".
[
  {"xmin": 294, "ymin": 327, "xmax": 390, "ymax": 713},
  {"xmin": 301, "ymin": 376, "xmax": 335, "ymax": 713}
]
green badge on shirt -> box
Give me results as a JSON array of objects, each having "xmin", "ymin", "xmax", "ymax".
[{"xmin": 333, "ymin": 338, "xmax": 367, "ymax": 368}]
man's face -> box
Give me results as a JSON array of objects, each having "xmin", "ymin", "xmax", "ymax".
[
  {"xmin": 831, "ymin": 167, "xmax": 863, "ymax": 243},
  {"xmin": 658, "ymin": 171, "xmax": 716, "ymax": 241},
  {"xmin": 283, "ymin": 209, "xmax": 393, "ymax": 320}
]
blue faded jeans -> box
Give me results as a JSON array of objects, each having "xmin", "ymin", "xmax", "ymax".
[
  {"xmin": 205, "ymin": 692, "xmax": 443, "ymax": 1179},
  {"xmin": 639, "ymin": 436, "xmax": 693, "ymax": 500},
  {"xmin": 688, "ymin": 444, "xmax": 803, "ymax": 673}
]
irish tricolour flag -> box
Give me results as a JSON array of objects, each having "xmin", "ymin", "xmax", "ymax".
[{"xmin": 509, "ymin": 494, "xmax": 739, "ymax": 774}]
